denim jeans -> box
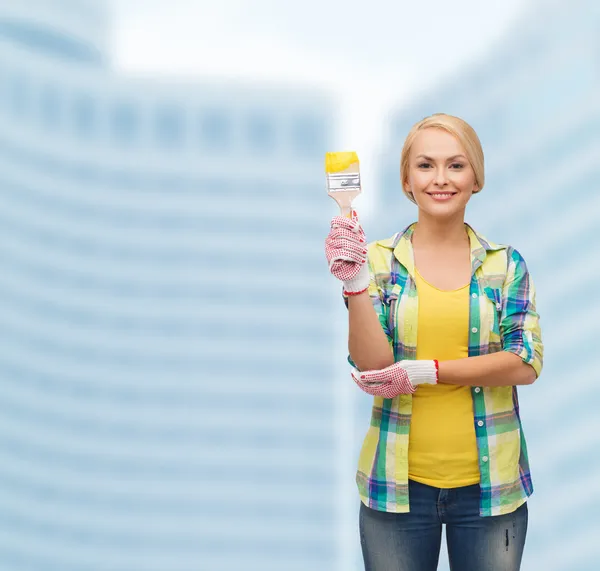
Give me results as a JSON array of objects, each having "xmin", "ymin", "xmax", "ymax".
[{"xmin": 359, "ymin": 479, "xmax": 528, "ymax": 571}]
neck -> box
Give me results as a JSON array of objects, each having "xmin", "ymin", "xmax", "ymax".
[{"xmin": 412, "ymin": 211, "xmax": 469, "ymax": 249}]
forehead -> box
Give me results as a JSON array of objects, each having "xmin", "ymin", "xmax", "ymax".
[{"xmin": 410, "ymin": 128, "xmax": 465, "ymax": 157}]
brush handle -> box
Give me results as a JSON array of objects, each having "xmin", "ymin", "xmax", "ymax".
[{"xmin": 328, "ymin": 189, "xmax": 359, "ymax": 218}]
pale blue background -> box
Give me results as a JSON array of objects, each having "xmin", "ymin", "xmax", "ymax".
[{"xmin": 0, "ymin": 1, "xmax": 597, "ymax": 570}]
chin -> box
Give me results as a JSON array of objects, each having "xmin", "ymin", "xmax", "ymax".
[{"xmin": 422, "ymin": 205, "xmax": 465, "ymax": 218}]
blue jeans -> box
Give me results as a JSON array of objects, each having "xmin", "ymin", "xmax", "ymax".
[{"xmin": 359, "ymin": 479, "xmax": 528, "ymax": 571}]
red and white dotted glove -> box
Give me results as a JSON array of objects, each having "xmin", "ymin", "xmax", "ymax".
[
  {"xmin": 351, "ymin": 360, "xmax": 439, "ymax": 398},
  {"xmin": 325, "ymin": 211, "xmax": 370, "ymax": 295}
]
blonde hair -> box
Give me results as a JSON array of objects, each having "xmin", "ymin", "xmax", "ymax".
[{"xmin": 400, "ymin": 113, "xmax": 484, "ymax": 204}]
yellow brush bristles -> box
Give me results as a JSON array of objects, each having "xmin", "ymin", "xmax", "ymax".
[{"xmin": 324, "ymin": 151, "xmax": 359, "ymax": 174}]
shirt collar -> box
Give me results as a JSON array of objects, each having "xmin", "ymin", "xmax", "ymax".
[{"xmin": 376, "ymin": 222, "xmax": 506, "ymax": 279}]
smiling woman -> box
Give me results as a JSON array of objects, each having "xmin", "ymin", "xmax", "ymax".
[
  {"xmin": 324, "ymin": 112, "xmax": 543, "ymax": 571},
  {"xmin": 401, "ymin": 114, "xmax": 484, "ymax": 206}
]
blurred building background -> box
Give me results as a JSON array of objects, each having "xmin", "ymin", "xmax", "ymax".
[
  {"xmin": 0, "ymin": 0, "xmax": 598, "ymax": 570},
  {"xmin": 375, "ymin": 0, "xmax": 600, "ymax": 569},
  {"xmin": 0, "ymin": 1, "xmax": 346, "ymax": 570}
]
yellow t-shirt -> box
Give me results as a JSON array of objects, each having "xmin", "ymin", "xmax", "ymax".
[{"xmin": 408, "ymin": 267, "xmax": 480, "ymax": 488}]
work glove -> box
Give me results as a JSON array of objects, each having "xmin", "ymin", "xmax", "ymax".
[
  {"xmin": 325, "ymin": 210, "xmax": 370, "ymax": 295},
  {"xmin": 352, "ymin": 360, "xmax": 439, "ymax": 398}
]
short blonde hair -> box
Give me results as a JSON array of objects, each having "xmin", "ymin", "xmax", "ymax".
[{"xmin": 400, "ymin": 113, "xmax": 484, "ymax": 204}]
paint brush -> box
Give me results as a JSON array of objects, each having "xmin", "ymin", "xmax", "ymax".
[{"xmin": 325, "ymin": 151, "xmax": 361, "ymax": 218}]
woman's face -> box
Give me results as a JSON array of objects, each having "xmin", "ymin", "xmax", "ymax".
[{"xmin": 404, "ymin": 128, "xmax": 478, "ymax": 218}]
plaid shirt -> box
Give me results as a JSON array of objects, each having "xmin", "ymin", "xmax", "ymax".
[{"xmin": 347, "ymin": 222, "xmax": 543, "ymax": 517}]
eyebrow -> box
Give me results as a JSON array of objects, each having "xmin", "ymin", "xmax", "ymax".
[{"xmin": 415, "ymin": 154, "xmax": 467, "ymax": 161}]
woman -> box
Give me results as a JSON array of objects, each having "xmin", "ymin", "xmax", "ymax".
[{"xmin": 325, "ymin": 113, "xmax": 543, "ymax": 571}]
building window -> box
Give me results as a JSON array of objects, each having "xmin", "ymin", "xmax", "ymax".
[
  {"xmin": 72, "ymin": 93, "xmax": 96, "ymax": 139},
  {"xmin": 155, "ymin": 106, "xmax": 184, "ymax": 148},
  {"xmin": 39, "ymin": 83, "xmax": 61, "ymax": 131},
  {"xmin": 199, "ymin": 110, "xmax": 230, "ymax": 150},
  {"xmin": 9, "ymin": 72, "xmax": 28, "ymax": 118},
  {"xmin": 111, "ymin": 101, "xmax": 139, "ymax": 145},
  {"xmin": 290, "ymin": 114, "xmax": 326, "ymax": 157},
  {"xmin": 246, "ymin": 111, "xmax": 276, "ymax": 153}
]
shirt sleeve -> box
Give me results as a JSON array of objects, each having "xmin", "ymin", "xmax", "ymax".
[
  {"xmin": 501, "ymin": 247, "xmax": 544, "ymax": 378},
  {"xmin": 343, "ymin": 255, "xmax": 394, "ymax": 370}
]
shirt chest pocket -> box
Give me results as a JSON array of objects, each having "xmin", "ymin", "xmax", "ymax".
[
  {"xmin": 482, "ymin": 286, "xmax": 503, "ymax": 348},
  {"xmin": 383, "ymin": 283, "xmax": 403, "ymax": 339}
]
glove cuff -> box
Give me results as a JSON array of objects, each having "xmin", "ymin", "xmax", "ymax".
[
  {"xmin": 342, "ymin": 262, "xmax": 370, "ymax": 295},
  {"xmin": 401, "ymin": 359, "xmax": 439, "ymax": 386}
]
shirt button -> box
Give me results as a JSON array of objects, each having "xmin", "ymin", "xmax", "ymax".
[
  {"xmin": 471, "ymin": 327, "xmax": 478, "ymax": 333},
  {"xmin": 472, "ymin": 293, "xmax": 478, "ymax": 298},
  {"xmin": 482, "ymin": 456, "xmax": 489, "ymax": 462},
  {"xmin": 477, "ymin": 420, "xmax": 484, "ymax": 427},
  {"xmin": 474, "ymin": 387, "xmax": 481, "ymax": 393}
]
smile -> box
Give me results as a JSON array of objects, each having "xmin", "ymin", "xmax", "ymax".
[{"xmin": 427, "ymin": 192, "xmax": 457, "ymax": 201}]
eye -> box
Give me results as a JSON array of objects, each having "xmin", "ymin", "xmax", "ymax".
[
  {"xmin": 417, "ymin": 162, "xmax": 431, "ymax": 169},
  {"xmin": 450, "ymin": 163, "xmax": 464, "ymax": 169}
]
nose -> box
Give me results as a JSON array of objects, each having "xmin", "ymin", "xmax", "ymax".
[{"xmin": 434, "ymin": 167, "xmax": 449, "ymax": 187}]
